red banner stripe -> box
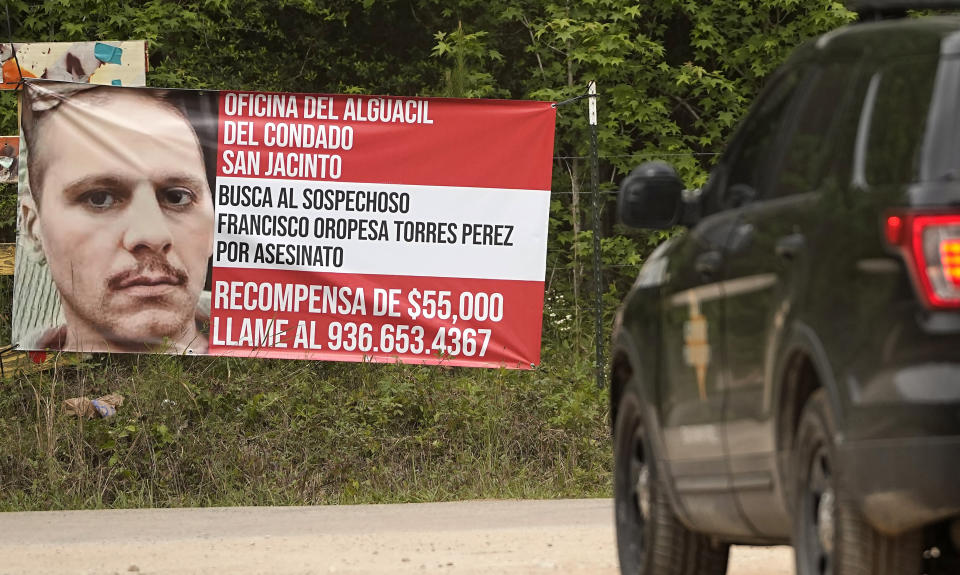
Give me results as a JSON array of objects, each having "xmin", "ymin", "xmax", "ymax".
[
  {"xmin": 208, "ymin": 267, "xmax": 545, "ymax": 369},
  {"xmin": 217, "ymin": 93, "xmax": 556, "ymax": 190}
]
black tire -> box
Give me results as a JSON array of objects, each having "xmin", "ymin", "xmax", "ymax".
[
  {"xmin": 792, "ymin": 389, "xmax": 924, "ymax": 575},
  {"xmin": 614, "ymin": 382, "xmax": 729, "ymax": 575}
]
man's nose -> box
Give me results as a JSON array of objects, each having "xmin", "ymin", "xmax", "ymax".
[{"xmin": 121, "ymin": 185, "xmax": 173, "ymax": 254}]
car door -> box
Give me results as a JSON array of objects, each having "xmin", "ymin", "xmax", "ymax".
[
  {"xmin": 656, "ymin": 163, "xmax": 755, "ymax": 537},
  {"xmin": 720, "ymin": 61, "xmax": 859, "ymax": 535}
]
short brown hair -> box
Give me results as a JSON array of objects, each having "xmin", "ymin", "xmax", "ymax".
[{"xmin": 20, "ymin": 83, "xmax": 202, "ymax": 207}]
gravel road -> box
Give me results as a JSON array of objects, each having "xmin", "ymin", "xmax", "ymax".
[{"xmin": 0, "ymin": 499, "xmax": 792, "ymax": 574}]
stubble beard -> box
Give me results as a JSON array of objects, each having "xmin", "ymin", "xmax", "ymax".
[{"xmin": 59, "ymin": 256, "xmax": 201, "ymax": 351}]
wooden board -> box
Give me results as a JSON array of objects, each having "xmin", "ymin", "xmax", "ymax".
[
  {"xmin": 0, "ymin": 243, "xmax": 14, "ymax": 276},
  {"xmin": 0, "ymin": 349, "xmax": 86, "ymax": 380}
]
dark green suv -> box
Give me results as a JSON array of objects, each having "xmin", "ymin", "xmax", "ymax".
[{"xmin": 610, "ymin": 3, "xmax": 960, "ymax": 575}]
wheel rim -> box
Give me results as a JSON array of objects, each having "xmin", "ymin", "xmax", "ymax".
[
  {"xmin": 632, "ymin": 426, "xmax": 651, "ymax": 525},
  {"xmin": 801, "ymin": 444, "xmax": 835, "ymax": 575},
  {"xmin": 636, "ymin": 458, "xmax": 651, "ymax": 522}
]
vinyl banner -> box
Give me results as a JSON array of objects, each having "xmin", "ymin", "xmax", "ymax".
[{"xmin": 14, "ymin": 80, "xmax": 556, "ymax": 369}]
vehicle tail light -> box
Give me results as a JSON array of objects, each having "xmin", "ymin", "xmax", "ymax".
[
  {"xmin": 943, "ymin": 238, "xmax": 960, "ymax": 288},
  {"xmin": 884, "ymin": 212, "xmax": 960, "ymax": 309}
]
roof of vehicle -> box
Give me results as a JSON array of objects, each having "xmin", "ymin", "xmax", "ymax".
[
  {"xmin": 788, "ymin": 16, "xmax": 960, "ymax": 66},
  {"xmin": 851, "ymin": 0, "xmax": 960, "ymax": 12}
]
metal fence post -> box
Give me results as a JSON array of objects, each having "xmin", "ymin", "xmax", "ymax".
[{"xmin": 588, "ymin": 81, "xmax": 604, "ymax": 389}]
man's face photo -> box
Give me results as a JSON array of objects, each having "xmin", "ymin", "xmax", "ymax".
[{"xmin": 21, "ymin": 87, "xmax": 215, "ymax": 353}]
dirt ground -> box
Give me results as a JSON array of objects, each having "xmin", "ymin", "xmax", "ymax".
[{"xmin": 0, "ymin": 499, "xmax": 793, "ymax": 574}]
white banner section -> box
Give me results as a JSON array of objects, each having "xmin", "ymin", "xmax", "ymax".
[{"xmin": 213, "ymin": 178, "xmax": 551, "ymax": 282}]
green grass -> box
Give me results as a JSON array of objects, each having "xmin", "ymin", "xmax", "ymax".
[{"xmin": 0, "ymin": 337, "xmax": 612, "ymax": 510}]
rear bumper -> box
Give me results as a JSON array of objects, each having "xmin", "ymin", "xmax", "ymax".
[
  {"xmin": 839, "ymin": 434, "xmax": 960, "ymax": 535},
  {"xmin": 839, "ymin": 334, "xmax": 960, "ymax": 534}
]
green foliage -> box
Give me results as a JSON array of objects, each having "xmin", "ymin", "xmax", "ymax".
[
  {"xmin": 0, "ymin": 183, "xmax": 18, "ymax": 240},
  {"xmin": 483, "ymin": 0, "xmax": 853, "ymax": 321},
  {"xmin": 0, "ymin": 351, "xmax": 610, "ymax": 509},
  {"xmin": 0, "ymin": 0, "xmax": 858, "ymax": 508},
  {"xmin": 432, "ymin": 22, "xmax": 506, "ymax": 98}
]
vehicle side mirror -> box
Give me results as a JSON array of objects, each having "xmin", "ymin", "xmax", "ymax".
[{"xmin": 617, "ymin": 161, "xmax": 684, "ymax": 229}]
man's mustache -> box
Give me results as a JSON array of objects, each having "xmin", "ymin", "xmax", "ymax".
[{"xmin": 107, "ymin": 256, "xmax": 189, "ymax": 290}]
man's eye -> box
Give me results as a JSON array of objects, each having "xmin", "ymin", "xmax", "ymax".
[
  {"xmin": 160, "ymin": 188, "xmax": 195, "ymax": 207},
  {"xmin": 86, "ymin": 191, "xmax": 115, "ymax": 208}
]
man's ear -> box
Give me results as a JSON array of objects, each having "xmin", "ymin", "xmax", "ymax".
[{"xmin": 19, "ymin": 195, "xmax": 45, "ymax": 260}]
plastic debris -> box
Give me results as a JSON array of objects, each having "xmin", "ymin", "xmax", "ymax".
[{"xmin": 63, "ymin": 393, "xmax": 125, "ymax": 418}]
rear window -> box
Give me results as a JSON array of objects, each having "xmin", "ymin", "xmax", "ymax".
[
  {"xmin": 861, "ymin": 55, "xmax": 939, "ymax": 186},
  {"xmin": 776, "ymin": 63, "xmax": 853, "ymax": 197}
]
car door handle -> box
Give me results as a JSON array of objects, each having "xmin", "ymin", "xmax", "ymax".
[
  {"xmin": 729, "ymin": 222, "xmax": 755, "ymax": 253},
  {"xmin": 775, "ymin": 233, "xmax": 806, "ymax": 260},
  {"xmin": 727, "ymin": 184, "xmax": 757, "ymax": 209},
  {"xmin": 695, "ymin": 250, "xmax": 723, "ymax": 279}
]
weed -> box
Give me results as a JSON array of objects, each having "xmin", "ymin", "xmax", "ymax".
[{"xmin": 0, "ymin": 338, "xmax": 612, "ymax": 509}]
